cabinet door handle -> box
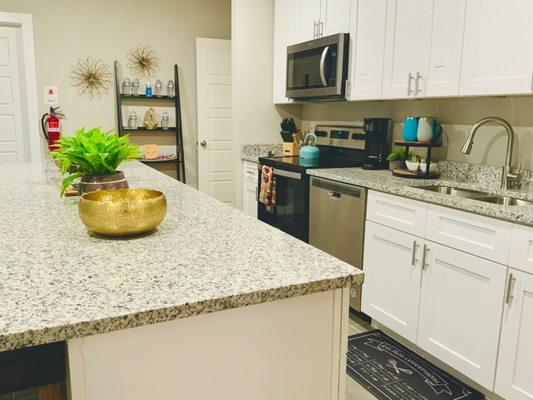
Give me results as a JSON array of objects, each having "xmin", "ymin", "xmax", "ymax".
[
  {"xmin": 411, "ymin": 241, "xmax": 419, "ymax": 266},
  {"xmin": 319, "ymin": 21, "xmax": 324, "ymax": 37},
  {"xmin": 313, "ymin": 20, "xmax": 318, "ymax": 38},
  {"xmin": 505, "ymin": 273, "xmax": 516, "ymax": 304},
  {"xmin": 421, "ymin": 244, "xmax": 429, "ymax": 270},
  {"xmin": 407, "ymin": 73, "xmax": 414, "ymax": 96},
  {"xmin": 530, "ymin": 72, "xmax": 533, "ymax": 91},
  {"xmin": 415, "ymin": 71, "xmax": 422, "ymax": 95}
]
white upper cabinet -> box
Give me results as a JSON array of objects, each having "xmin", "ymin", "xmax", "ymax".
[
  {"xmin": 382, "ymin": 0, "xmax": 467, "ymax": 99},
  {"xmin": 320, "ymin": 0, "xmax": 351, "ymax": 36},
  {"xmin": 296, "ymin": 0, "xmax": 322, "ymax": 41},
  {"xmin": 461, "ymin": 0, "xmax": 533, "ymax": 95},
  {"xmin": 348, "ymin": 0, "xmax": 387, "ymax": 100},
  {"xmin": 417, "ymin": 242, "xmax": 507, "ymax": 388},
  {"xmin": 382, "ymin": 0, "xmax": 423, "ymax": 99},
  {"xmin": 495, "ymin": 269, "xmax": 533, "ymax": 400},
  {"xmin": 273, "ymin": 0, "xmax": 298, "ymax": 104},
  {"xmin": 418, "ymin": 0, "xmax": 467, "ymax": 97}
]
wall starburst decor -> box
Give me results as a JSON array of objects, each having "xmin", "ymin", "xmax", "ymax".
[
  {"xmin": 127, "ymin": 45, "xmax": 160, "ymax": 78},
  {"xmin": 69, "ymin": 57, "xmax": 112, "ymax": 99}
]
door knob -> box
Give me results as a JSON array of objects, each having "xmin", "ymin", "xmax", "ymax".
[{"xmin": 200, "ymin": 140, "xmax": 207, "ymax": 148}]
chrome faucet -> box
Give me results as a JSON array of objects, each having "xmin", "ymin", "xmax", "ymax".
[{"xmin": 461, "ymin": 117, "xmax": 518, "ymax": 190}]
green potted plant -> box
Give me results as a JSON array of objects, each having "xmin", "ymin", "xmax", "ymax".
[
  {"xmin": 387, "ymin": 148, "xmax": 407, "ymax": 170},
  {"xmin": 52, "ymin": 127, "xmax": 141, "ymax": 196}
]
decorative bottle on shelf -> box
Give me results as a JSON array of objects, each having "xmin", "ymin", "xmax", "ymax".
[
  {"xmin": 122, "ymin": 78, "xmax": 131, "ymax": 96},
  {"xmin": 161, "ymin": 112, "xmax": 169, "ymax": 130},
  {"xmin": 154, "ymin": 79, "xmax": 163, "ymax": 97},
  {"xmin": 131, "ymin": 79, "xmax": 140, "ymax": 96},
  {"xmin": 167, "ymin": 80, "xmax": 175, "ymax": 98},
  {"xmin": 128, "ymin": 111, "xmax": 138, "ymax": 130},
  {"xmin": 145, "ymin": 81, "xmax": 152, "ymax": 97}
]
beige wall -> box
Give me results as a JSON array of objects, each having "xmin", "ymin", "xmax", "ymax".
[
  {"xmin": 1, "ymin": 0, "xmax": 231, "ymax": 186},
  {"xmin": 231, "ymin": 0, "xmax": 302, "ymax": 209},
  {"xmin": 302, "ymin": 96, "xmax": 533, "ymax": 170}
]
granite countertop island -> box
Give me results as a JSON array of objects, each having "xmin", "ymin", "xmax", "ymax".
[{"xmin": 0, "ymin": 161, "xmax": 362, "ymax": 353}]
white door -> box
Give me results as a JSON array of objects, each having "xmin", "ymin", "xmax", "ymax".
[
  {"xmin": 461, "ymin": 0, "xmax": 533, "ymax": 95},
  {"xmin": 362, "ymin": 221, "xmax": 422, "ymax": 342},
  {"xmin": 382, "ymin": 0, "xmax": 423, "ymax": 99},
  {"xmin": 348, "ymin": 0, "xmax": 387, "ymax": 100},
  {"xmin": 320, "ymin": 0, "xmax": 351, "ymax": 36},
  {"xmin": 196, "ymin": 38, "xmax": 233, "ymax": 204},
  {"xmin": 495, "ymin": 269, "xmax": 533, "ymax": 400},
  {"xmin": 296, "ymin": 0, "xmax": 322, "ymax": 41},
  {"xmin": 418, "ymin": 0, "xmax": 467, "ymax": 97},
  {"xmin": 417, "ymin": 242, "xmax": 507, "ymax": 388},
  {"xmin": 0, "ymin": 26, "xmax": 27, "ymax": 162},
  {"xmin": 273, "ymin": 0, "xmax": 298, "ymax": 104}
]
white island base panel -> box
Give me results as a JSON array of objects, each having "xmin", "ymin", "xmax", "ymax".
[{"xmin": 67, "ymin": 288, "xmax": 350, "ymax": 400}]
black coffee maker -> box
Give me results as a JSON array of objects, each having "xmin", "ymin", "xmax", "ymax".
[{"xmin": 362, "ymin": 118, "xmax": 392, "ymax": 170}]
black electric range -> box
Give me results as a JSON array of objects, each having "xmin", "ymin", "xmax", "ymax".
[{"xmin": 257, "ymin": 124, "xmax": 369, "ymax": 243}]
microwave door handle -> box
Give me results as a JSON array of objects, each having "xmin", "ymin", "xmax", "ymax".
[{"xmin": 319, "ymin": 46, "xmax": 329, "ymax": 87}]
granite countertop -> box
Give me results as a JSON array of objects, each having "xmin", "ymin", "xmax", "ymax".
[
  {"xmin": 241, "ymin": 143, "xmax": 282, "ymax": 163},
  {"xmin": 308, "ymin": 167, "xmax": 533, "ymax": 226},
  {"xmin": 0, "ymin": 161, "xmax": 362, "ymax": 352}
]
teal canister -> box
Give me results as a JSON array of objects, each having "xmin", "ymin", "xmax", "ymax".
[{"xmin": 402, "ymin": 117, "xmax": 419, "ymax": 141}]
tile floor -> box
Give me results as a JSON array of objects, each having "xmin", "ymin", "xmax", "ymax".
[{"xmin": 345, "ymin": 316, "xmax": 378, "ymax": 400}]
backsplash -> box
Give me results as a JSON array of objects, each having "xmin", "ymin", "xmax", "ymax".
[{"xmin": 300, "ymin": 96, "xmax": 533, "ymax": 170}]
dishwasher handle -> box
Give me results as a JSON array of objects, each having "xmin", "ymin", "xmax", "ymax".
[{"xmin": 312, "ymin": 177, "xmax": 366, "ymax": 199}]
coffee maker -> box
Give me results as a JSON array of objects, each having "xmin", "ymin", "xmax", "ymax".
[{"xmin": 362, "ymin": 118, "xmax": 392, "ymax": 170}]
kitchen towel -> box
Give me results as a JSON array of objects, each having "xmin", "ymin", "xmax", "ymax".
[{"xmin": 259, "ymin": 166, "xmax": 275, "ymax": 206}]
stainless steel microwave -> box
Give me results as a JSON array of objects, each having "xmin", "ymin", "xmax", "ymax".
[{"xmin": 286, "ymin": 33, "xmax": 349, "ymax": 101}]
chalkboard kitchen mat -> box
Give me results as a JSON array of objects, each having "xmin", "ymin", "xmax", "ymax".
[{"xmin": 347, "ymin": 330, "xmax": 484, "ymax": 400}]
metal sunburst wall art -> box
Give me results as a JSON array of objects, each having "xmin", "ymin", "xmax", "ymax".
[
  {"xmin": 70, "ymin": 57, "xmax": 112, "ymax": 100},
  {"xmin": 127, "ymin": 45, "xmax": 160, "ymax": 78}
]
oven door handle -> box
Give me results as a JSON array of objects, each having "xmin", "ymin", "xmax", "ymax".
[
  {"xmin": 319, "ymin": 46, "xmax": 329, "ymax": 87},
  {"xmin": 272, "ymin": 169, "xmax": 302, "ymax": 180}
]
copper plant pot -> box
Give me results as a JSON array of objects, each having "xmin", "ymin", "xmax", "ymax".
[{"xmin": 78, "ymin": 171, "xmax": 128, "ymax": 195}]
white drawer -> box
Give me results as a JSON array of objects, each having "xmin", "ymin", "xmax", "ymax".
[
  {"xmin": 509, "ymin": 224, "xmax": 533, "ymax": 273},
  {"xmin": 243, "ymin": 161, "xmax": 258, "ymax": 183},
  {"xmin": 425, "ymin": 204, "xmax": 512, "ymax": 264},
  {"xmin": 366, "ymin": 191, "xmax": 428, "ymax": 237}
]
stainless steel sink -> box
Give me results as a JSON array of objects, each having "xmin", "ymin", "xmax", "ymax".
[
  {"xmin": 415, "ymin": 185, "xmax": 533, "ymax": 206},
  {"xmin": 474, "ymin": 196, "xmax": 533, "ymax": 206},
  {"xmin": 415, "ymin": 185, "xmax": 489, "ymax": 198}
]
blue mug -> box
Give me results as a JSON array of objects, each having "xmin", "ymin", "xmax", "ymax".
[{"xmin": 402, "ymin": 117, "xmax": 419, "ymax": 141}]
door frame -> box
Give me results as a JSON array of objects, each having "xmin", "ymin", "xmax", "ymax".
[{"xmin": 0, "ymin": 12, "xmax": 41, "ymax": 163}]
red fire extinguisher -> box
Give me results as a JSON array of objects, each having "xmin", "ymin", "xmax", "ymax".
[{"xmin": 41, "ymin": 106, "xmax": 63, "ymax": 151}]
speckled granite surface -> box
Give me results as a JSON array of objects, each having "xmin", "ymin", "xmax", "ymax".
[
  {"xmin": 241, "ymin": 143, "xmax": 282, "ymax": 162},
  {"xmin": 0, "ymin": 161, "xmax": 362, "ymax": 352},
  {"xmin": 308, "ymin": 166, "xmax": 533, "ymax": 226}
]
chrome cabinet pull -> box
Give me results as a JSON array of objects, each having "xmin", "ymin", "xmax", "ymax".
[
  {"xmin": 421, "ymin": 244, "xmax": 429, "ymax": 270},
  {"xmin": 319, "ymin": 21, "xmax": 324, "ymax": 37},
  {"xmin": 415, "ymin": 71, "xmax": 422, "ymax": 95},
  {"xmin": 530, "ymin": 72, "xmax": 533, "ymax": 91},
  {"xmin": 313, "ymin": 20, "xmax": 318, "ymax": 38},
  {"xmin": 407, "ymin": 73, "xmax": 414, "ymax": 96},
  {"xmin": 505, "ymin": 273, "xmax": 516, "ymax": 304},
  {"xmin": 411, "ymin": 241, "xmax": 419, "ymax": 266}
]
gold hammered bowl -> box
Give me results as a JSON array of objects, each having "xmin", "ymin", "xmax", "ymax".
[{"xmin": 78, "ymin": 188, "xmax": 167, "ymax": 237}]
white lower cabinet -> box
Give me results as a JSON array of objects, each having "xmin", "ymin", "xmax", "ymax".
[
  {"xmin": 495, "ymin": 269, "xmax": 533, "ymax": 400},
  {"xmin": 417, "ymin": 241, "xmax": 507, "ymax": 388},
  {"xmin": 362, "ymin": 221, "xmax": 422, "ymax": 342},
  {"xmin": 242, "ymin": 162, "xmax": 258, "ymax": 218}
]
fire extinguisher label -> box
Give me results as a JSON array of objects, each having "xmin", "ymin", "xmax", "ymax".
[{"xmin": 48, "ymin": 121, "xmax": 60, "ymax": 132}]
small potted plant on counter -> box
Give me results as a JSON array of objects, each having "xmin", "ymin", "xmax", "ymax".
[
  {"xmin": 52, "ymin": 127, "xmax": 141, "ymax": 196},
  {"xmin": 387, "ymin": 148, "xmax": 407, "ymax": 171}
]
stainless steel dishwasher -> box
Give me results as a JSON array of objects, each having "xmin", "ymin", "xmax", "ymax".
[{"xmin": 309, "ymin": 177, "xmax": 366, "ymax": 311}]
